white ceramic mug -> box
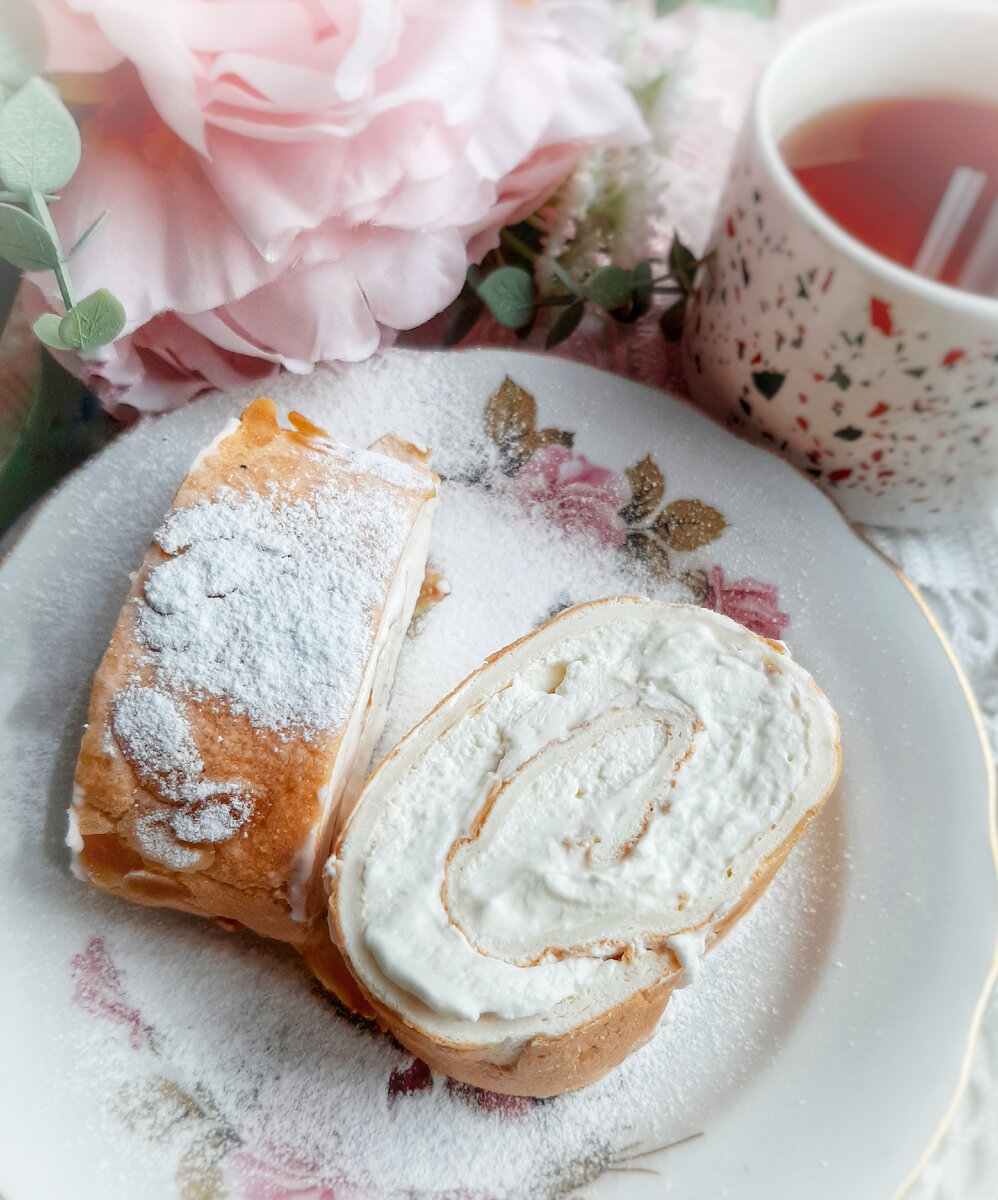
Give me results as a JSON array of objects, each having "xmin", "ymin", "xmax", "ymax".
[{"xmin": 682, "ymin": 0, "xmax": 998, "ymax": 528}]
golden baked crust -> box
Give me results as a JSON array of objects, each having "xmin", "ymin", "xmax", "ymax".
[{"xmin": 72, "ymin": 397, "xmax": 438, "ymax": 946}]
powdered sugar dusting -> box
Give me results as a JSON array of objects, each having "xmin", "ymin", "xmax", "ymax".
[
  {"xmin": 320, "ymin": 441, "xmax": 427, "ymax": 491},
  {"xmin": 142, "ymin": 479, "xmax": 411, "ymax": 735},
  {"xmin": 131, "ymin": 814, "xmax": 203, "ymax": 869},
  {"xmin": 111, "ymin": 686, "xmax": 202, "ymax": 795},
  {"xmin": 111, "ymin": 685, "xmax": 252, "ymax": 850}
]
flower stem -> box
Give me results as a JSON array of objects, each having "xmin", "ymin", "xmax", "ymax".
[
  {"xmin": 500, "ymin": 227, "xmax": 538, "ymax": 264},
  {"xmin": 27, "ymin": 186, "xmax": 75, "ymax": 312}
]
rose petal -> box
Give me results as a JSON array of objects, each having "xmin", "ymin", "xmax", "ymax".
[
  {"xmin": 28, "ymin": 110, "xmax": 282, "ymax": 328},
  {"xmin": 35, "ymin": 0, "xmax": 123, "ymax": 72}
]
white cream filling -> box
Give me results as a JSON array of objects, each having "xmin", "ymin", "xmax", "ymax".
[
  {"xmin": 287, "ymin": 496, "xmax": 437, "ymax": 924},
  {"xmin": 67, "ymin": 790, "xmax": 88, "ymax": 880},
  {"xmin": 348, "ymin": 606, "xmax": 837, "ymax": 1027}
]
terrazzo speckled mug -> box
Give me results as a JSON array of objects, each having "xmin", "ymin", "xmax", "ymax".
[{"xmin": 682, "ymin": 0, "xmax": 998, "ymax": 528}]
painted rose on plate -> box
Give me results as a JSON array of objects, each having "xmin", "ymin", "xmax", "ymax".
[{"xmin": 512, "ymin": 444, "xmax": 631, "ymax": 548}]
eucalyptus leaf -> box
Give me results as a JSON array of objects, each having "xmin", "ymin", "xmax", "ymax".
[
  {"xmin": 476, "ymin": 266, "xmax": 534, "ymax": 330},
  {"xmin": 0, "ymin": 0, "xmax": 46, "ymax": 90},
  {"xmin": 0, "ymin": 333, "xmax": 116, "ymax": 535},
  {"xmin": 545, "ymin": 299, "xmax": 585, "ymax": 349},
  {"xmin": 550, "ymin": 260, "xmax": 579, "ymax": 297},
  {"xmin": 32, "ymin": 312, "xmax": 73, "ymax": 350},
  {"xmin": 0, "ymin": 202, "xmax": 59, "ymax": 270},
  {"xmin": 0, "ymin": 78, "xmax": 82, "ymax": 194},
  {"xmin": 632, "ymin": 260, "xmax": 654, "ymax": 306},
  {"xmin": 58, "ymin": 288, "xmax": 125, "ymax": 351},
  {"xmin": 659, "ymin": 297, "xmax": 687, "ymax": 343},
  {"xmin": 443, "ymin": 293, "xmax": 484, "ymax": 347},
  {"xmin": 668, "ymin": 236, "xmax": 698, "ymax": 293},
  {"xmin": 514, "ymin": 310, "xmax": 536, "ymax": 342},
  {"xmin": 68, "ymin": 210, "xmax": 109, "ymax": 259},
  {"xmin": 584, "ymin": 265, "xmax": 633, "ymax": 310}
]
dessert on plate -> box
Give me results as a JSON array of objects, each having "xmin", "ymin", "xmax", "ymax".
[
  {"xmin": 69, "ymin": 397, "xmax": 439, "ymax": 947},
  {"xmin": 328, "ymin": 597, "xmax": 840, "ymax": 1096}
]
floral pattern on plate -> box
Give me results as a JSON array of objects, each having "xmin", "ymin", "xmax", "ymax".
[
  {"xmin": 482, "ymin": 377, "xmax": 786, "ymax": 638},
  {"xmin": 64, "ymin": 377, "xmax": 792, "ymax": 1200}
]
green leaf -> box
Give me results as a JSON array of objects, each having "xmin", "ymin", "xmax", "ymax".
[
  {"xmin": 0, "ymin": 1, "xmax": 46, "ymax": 90},
  {"xmin": 68, "ymin": 210, "xmax": 109, "ymax": 259},
  {"xmin": 1, "ymin": 294, "xmax": 118, "ymax": 536},
  {"xmin": 443, "ymin": 293, "xmax": 484, "ymax": 347},
  {"xmin": 514, "ymin": 309, "xmax": 536, "ymax": 342},
  {"xmin": 0, "ymin": 202, "xmax": 59, "ymax": 270},
  {"xmin": 0, "ymin": 78, "xmax": 82, "ymax": 194},
  {"xmin": 668, "ymin": 236, "xmax": 698, "ymax": 293},
  {"xmin": 632, "ymin": 260, "xmax": 654, "ymax": 306},
  {"xmin": 58, "ymin": 288, "xmax": 125, "ymax": 351},
  {"xmin": 584, "ymin": 265, "xmax": 633, "ymax": 310},
  {"xmin": 32, "ymin": 312, "xmax": 73, "ymax": 350},
  {"xmin": 545, "ymin": 299, "xmax": 585, "ymax": 349},
  {"xmin": 550, "ymin": 260, "xmax": 579, "ymax": 296},
  {"xmin": 476, "ymin": 266, "xmax": 534, "ymax": 330},
  {"xmin": 612, "ymin": 259, "xmax": 654, "ymax": 325}
]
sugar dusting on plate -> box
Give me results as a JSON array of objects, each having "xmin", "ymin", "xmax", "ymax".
[{"xmin": 3, "ymin": 359, "xmax": 843, "ymax": 1200}]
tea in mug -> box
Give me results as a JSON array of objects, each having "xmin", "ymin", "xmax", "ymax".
[{"xmin": 781, "ymin": 96, "xmax": 998, "ymax": 296}]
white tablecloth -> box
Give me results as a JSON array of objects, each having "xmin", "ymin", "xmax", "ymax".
[{"xmin": 866, "ymin": 520, "xmax": 998, "ymax": 1199}]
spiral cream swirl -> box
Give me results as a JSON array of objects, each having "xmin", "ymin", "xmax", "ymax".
[{"xmin": 332, "ymin": 599, "xmax": 840, "ymax": 1041}]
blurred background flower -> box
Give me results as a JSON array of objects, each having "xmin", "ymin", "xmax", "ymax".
[
  {"xmin": 0, "ymin": 0, "xmax": 784, "ymax": 531},
  {"xmin": 26, "ymin": 0, "xmax": 646, "ymax": 413}
]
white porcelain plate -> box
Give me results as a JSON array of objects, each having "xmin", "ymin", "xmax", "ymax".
[{"xmin": 0, "ymin": 350, "xmax": 994, "ymax": 1200}]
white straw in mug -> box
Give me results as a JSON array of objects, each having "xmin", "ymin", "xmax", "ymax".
[
  {"xmin": 957, "ymin": 194, "xmax": 998, "ymax": 297},
  {"xmin": 912, "ymin": 165, "xmax": 987, "ymax": 280}
]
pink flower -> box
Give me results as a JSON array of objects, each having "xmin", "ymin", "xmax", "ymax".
[
  {"xmin": 703, "ymin": 567, "xmax": 789, "ymax": 640},
  {"xmin": 70, "ymin": 936, "xmax": 149, "ymax": 1049},
  {"xmin": 387, "ymin": 1056, "xmax": 433, "ymax": 1105},
  {"xmin": 30, "ymin": 0, "xmax": 646, "ymax": 412},
  {"xmin": 512, "ymin": 444, "xmax": 631, "ymax": 548},
  {"xmin": 447, "ymin": 1079, "xmax": 534, "ymax": 1117},
  {"xmin": 223, "ymin": 1147, "xmax": 339, "ymax": 1200}
]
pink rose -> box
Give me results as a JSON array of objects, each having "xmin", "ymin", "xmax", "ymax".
[
  {"xmin": 703, "ymin": 566, "xmax": 789, "ymax": 640},
  {"xmin": 70, "ymin": 936, "xmax": 149, "ymax": 1049},
  {"xmin": 223, "ymin": 1147, "xmax": 339, "ymax": 1200},
  {"xmin": 30, "ymin": 0, "xmax": 646, "ymax": 412},
  {"xmin": 512, "ymin": 443, "xmax": 631, "ymax": 548}
]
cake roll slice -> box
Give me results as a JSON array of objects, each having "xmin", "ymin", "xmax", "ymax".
[
  {"xmin": 329, "ymin": 597, "xmax": 840, "ymax": 1096},
  {"xmin": 70, "ymin": 397, "xmax": 438, "ymax": 946}
]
